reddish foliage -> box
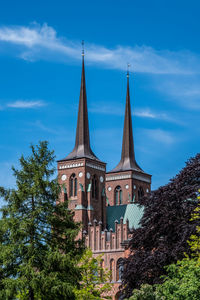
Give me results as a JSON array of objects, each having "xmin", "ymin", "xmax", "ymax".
[{"xmin": 122, "ymin": 153, "xmax": 200, "ymax": 297}]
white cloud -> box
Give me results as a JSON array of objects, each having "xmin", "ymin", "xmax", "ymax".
[
  {"xmin": 134, "ymin": 110, "xmax": 156, "ymax": 118},
  {"xmin": 1, "ymin": 23, "xmax": 200, "ymax": 109},
  {"xmin": 0, "ymin": 23, "xmax": 199, "ymax": 75},
  {"xmin": 7, "ymin": 100, "xmax": 46, "ymax": 108}
]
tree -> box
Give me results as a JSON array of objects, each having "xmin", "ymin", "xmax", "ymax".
[
  {"xmin": 122, "ymin": 153, "xmax": 200, "ymax": 297},
  {"xmin": 73, "ymin": 249, "xmax": 111, "ymax": 300},
  {"xmin": 0, "ymin": 141, "xmax": 84, "ymax": 300},
  {"xmin": 153, "ymin": 190, "xmax": 200, "ymax": 300},
  {"xmin": 124, "ymin": 284, "xmax": 157, "ymax": 300},
  {"xmin": 125, "ymin": 191, "xmax": 200, "ymax": 300},
  {"xmin": 126, "ymin": 259, "xmax": 200, "ymax": 300}
]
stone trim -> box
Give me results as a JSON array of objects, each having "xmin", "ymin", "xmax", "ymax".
[
  {"xmin": 59, "ymin": 162, "xmax": 84, "ymax": 170},
  {"xmin": 86, "ymin": 162, "xmax": 106, "ymax": 172},
  {"xmin": 106, "ymin": 174, "xmax": 131, "ymax": 182}
]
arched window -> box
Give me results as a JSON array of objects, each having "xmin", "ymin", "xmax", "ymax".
[
  {"xmin": 116, "ymin": 258, "xmax": 124, "ymax": 282},
  {"xmin": 70, "ymin": 173, "xmax": 77, "ymax": 197},
  {"xmin": 115, "ymin": 186, "xmax": 122, "ymax": 205},
  {"xmin": 92, "ymin": 175, "xmax": 98, "ymax": 199},
  {"xmin": 138, "ymin": 186, "xmax": 144, "ymax": 200},
  {"xmin": 110, "ymin": 259, "xmax": 115, "ymax": 282}
]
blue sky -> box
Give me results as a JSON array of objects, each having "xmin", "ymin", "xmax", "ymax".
[{"xmin": 0, "ymin": 0, "xmax": 199, "ymax": 193}]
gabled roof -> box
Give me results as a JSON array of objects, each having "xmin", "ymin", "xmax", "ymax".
[{"xmin": 106, "ymin": 203, "xmax": 144, "ymax": 231}]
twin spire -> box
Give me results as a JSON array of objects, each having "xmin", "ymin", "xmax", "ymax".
[
  {"xmin": 64, "ymin": 47, "xmax": 141, "ymax": 172},
  {"xmin": 110, "ymin": 68, "xmax": 142, "ymax": 172},
  {"xmin": 63, "ymin": 48, "xmax": 99, "ymax": 161}
]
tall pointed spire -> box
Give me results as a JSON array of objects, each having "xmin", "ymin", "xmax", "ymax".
[
  {"xmin": 110, "ymin": 68, "xmax": 142, "ymax": 172},
  {"xmin": 63, "ymin": 42, "xmax": 99, "ymax": 161}
]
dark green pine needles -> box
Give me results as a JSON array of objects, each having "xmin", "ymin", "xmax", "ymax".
[{"xmin": 0, "ymin": 141, "xmax": 84, "ymax": 300}]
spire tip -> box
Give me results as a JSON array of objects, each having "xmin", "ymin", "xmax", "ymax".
[
  {"xmin": 127, "ymin": 63, "xmax": 130, "ymax": 78},
  {"xmin": 82, "ymin": 40, "xmax": 85, "ymax": 57}
]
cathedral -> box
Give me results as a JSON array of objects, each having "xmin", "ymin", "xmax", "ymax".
[{"xmin": 57, "ymin": 52, "xmax": 151, "ymax": 299}]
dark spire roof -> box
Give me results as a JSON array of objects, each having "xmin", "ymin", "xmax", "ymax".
[
  {"xmin": 62, "ymin": 51, "xmax": 100, "ymax": 162},
  {"xmin": 110, "ymin": 71, "xmax": 142, "ymax": 173}
]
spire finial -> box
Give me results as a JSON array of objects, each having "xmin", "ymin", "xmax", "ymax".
[
  {"xmin": 127, "ymin": 63, "xmax": 130, "ymax": 78},
  {"xmin": 82, "ymin": 40, "xmax": 85, "ymax": 57}
]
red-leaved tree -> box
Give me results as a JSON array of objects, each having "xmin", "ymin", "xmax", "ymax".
[{"xmin": 122, "ymin": 153, "xmax": 200, "ymax": 297}]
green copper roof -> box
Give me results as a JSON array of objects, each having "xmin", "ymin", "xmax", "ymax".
[{"xmin": 106, "ymin": 203, "xmax": 144, "ymax": 231}]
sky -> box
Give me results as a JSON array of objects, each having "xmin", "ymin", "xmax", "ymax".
[{"xmin": 0, "ymin": 0, "xmax": 199, "ymax": 194}]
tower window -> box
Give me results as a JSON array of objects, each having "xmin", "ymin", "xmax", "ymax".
[
  {"xmin": 70, "ymin": 173, "xmax": 77, "ymax": 197},
  {"xmin": 92, "ymin": 175, "xmax": 98, "ymax": 199},
  {"xmin": 115, "ymin": 186, "xmax": 122, "ymax": 205},
  {"xmin": 138, "ymin": 186, "xmax": 144, "ymax": 200}
]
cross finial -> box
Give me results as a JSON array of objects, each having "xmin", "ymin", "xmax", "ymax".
[
  {"xmin": 127, "ymin": 63, "xmax": 130, "ymax": 78},
  {"xmin": 82, "ymin": 40, "xmax": 85, "ymax": 56}
]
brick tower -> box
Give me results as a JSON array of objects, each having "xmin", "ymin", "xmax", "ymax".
[
  {"xmin": 57, "ymin": 52, "xmax": 106, "ymax": 233},
  {"xmin": 106, "ymin": 70, "xmax": 151, "ymax": 206},
  {"xmin": 57, "ymin": 56, "xmax": 152, "ymax": 300}
]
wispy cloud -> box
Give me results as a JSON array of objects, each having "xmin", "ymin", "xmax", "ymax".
[
  {"xmin": 144, "ymin": 129, "xmax": 175, "ymax": 145},
  {"xmin": 0, "ymin": 23, "xmax": 199, "ymax": 75},
  {"xmin": 1, "ymin": 23, "xmax": 200, "ymax": 109},
  {"xmin": 90, "ymin": 103, "xmax": 181, "ymax": 124},
  {"xmin": 134, "ymin": 110, "xmax": 156, "ymax": 118},
  {"xmin": 7, "ymin": 100, "xmax": 46, "ymax": 109},
  {"xmin": 154, "ymin": 77, "xmax": 200, "ymax": 110}
]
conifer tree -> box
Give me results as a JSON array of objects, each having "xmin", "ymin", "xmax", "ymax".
[{"xmin": 0, "ymin": 141, "xmax": 84, "ymax": 300}]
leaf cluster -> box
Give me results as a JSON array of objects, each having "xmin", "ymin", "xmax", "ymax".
[{"xmin": 73, "ymin": 249, "xmax": 112, "ymax": 300}]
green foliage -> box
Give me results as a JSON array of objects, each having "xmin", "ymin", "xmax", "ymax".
[
  {"xmin": 126, "ymin": 259, "xmax": 200, "ymax": 300},
  {"xmin": 0, "ymin": 141, "xmax": 84, "ymax": 300},
  {"xmin": 188, "ymin": 190, "xmax": 200, "ymax": 256},
  {"xmin": 73, "ymin": 249, "xmax": 112, "ymax": 300},
  {"xmin": 155, "ymin": 258, "xmax": 200, "ymax": 300},
  {"xmin": 125, "ymin": 284, "xmax": 158, "ymax": 300}
]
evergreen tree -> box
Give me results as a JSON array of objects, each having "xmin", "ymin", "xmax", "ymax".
[
  {"xmin": 123, "ymin": 153, "xmax": 200, "ymax": 297},
  {"xmin": 0, "ymin": 141, "xmax": 84, "ymax": 300}
]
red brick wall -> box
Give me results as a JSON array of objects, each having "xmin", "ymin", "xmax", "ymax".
[
  {"xmin": 106, "ymin": 170, "xmax": 151, "ymax": 205},
  {"xmin": 57, "ymin": 157, "xmax": 107, "ymax": 229}
]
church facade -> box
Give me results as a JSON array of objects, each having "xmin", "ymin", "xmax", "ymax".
[{"xmin": 57, "ymin": 54, "xmax": 151, "ymax": 299}]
